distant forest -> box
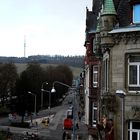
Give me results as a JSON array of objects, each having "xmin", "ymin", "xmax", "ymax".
[{"xmin": 0, "ymin": 55, "xmax": 84, "ymax": 68}]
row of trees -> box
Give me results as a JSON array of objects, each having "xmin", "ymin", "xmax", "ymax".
[
  {"xmin": 0, "ymin": 62, "xmax": 73, "ymax": 120},
  {"xmin": 0, "ymin": 55, "xmax": 84, "ymax": 68}
]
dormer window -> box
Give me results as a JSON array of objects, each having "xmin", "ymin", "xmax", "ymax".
[
  {"xmin": 130, "ymin": 0, "xmax": 140, "ymax": 24},
  {"xmin": 133, "ymin": 4, "xmax": 140, "ymax": 23}
]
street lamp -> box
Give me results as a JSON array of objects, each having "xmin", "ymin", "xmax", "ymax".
[
  {"xmin": 41, "ymin": 82, "xmax": 48, "ymax": 109},
  {"xmin": 116, "ymin": 90, "xmax": 126, "ymax": 140},
  {"xmin": 41, "ymin": 89, "xmax": 51, "ymax": 111},
  {"xmin": 28, "ymin": 91, "xmax": 37, "ymax": 115},
  {"xmin": 51, "ymin": 81, "xmax": 76, "ymax": 140},
  {"xmin": 51, "ymin": 81, "xmax": 71, "ymax": 93}
]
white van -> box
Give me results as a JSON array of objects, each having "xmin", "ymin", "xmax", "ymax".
[{"xmin": 67, "ymin": 109, "xmax": 73, "ymax": 119}]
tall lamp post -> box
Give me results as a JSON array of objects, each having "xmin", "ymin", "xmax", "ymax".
[
  {"xmin": 51, "ymin": 81, "xmax": 76, "ymax": 140},
  {"xmin": 116, "ymin": 90, "xmax": 126, "ymax": 140},
  {"xmin": 41, "ymin": 82, "xmax": 48, "ymax": 109},
  {"xmin": 28, "ymin": 91, "xmax": 37, "ymax": 115},
  {"xmin": 41, "ymin": 89, "xmax": 51, "ymax": 112}
]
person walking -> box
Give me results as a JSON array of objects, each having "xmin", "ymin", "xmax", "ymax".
[
  {"xmin": 78, "ymin": 111, "xmax": 81, "ymax": 121},
  {"xmin": 62, "ymin": 131, "xmax": 66, "ymax": 140}
]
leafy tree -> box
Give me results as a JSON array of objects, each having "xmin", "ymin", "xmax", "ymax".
[
  {"xmin": 15, "ymin": 62, "xmax": 45, "ymax": 122},
  {"xmin": 0, "ymin": 63, "xmax": 18, "ymax": 106},
  {"xmin": 55, "ymin": 65, "xmax": 73, "ymax": 85},
  {"xmin": 48, "ymin": 65, "xmax": 73, "ymax": 105},
  {"xmin": 39, "ymin": 64, "xmax": 73, "ymax": 106},
  {"xmin": 15, "ymin": 63, "xmax": 74, "ymax": 120}
]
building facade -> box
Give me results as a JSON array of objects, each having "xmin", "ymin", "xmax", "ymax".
[
  {"xmin": 83, "ymin": 1, "xmax": 101, "ymax": 139},
  {"xmin": 83, "ymin": 0, "xmax": 140, "ymax": 139}
]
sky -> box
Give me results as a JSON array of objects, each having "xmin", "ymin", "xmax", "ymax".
[{"xmin": 0, "ymin": 0, "xmax": 92, "ymax": 57}]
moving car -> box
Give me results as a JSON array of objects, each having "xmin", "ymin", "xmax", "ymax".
[{"xmin": 67, "ymin": 109, "xmax": 73, "ymax": 119}]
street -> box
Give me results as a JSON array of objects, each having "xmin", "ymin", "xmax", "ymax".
[{"xmin": 0, "ymin": 91, "xmax": 89, "ymax": 140}]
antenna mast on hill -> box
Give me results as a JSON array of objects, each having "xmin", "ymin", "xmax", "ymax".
[{"xmin": 24, "ymin": 35, "xmax": 26, "ymax": 58}]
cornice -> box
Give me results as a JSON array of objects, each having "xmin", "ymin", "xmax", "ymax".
[{"xmin": 113, "ymin": 32, "xmax": 140, "ymax": 45}]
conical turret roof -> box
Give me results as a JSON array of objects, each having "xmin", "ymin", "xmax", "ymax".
[{"xmin": 101, "ymin": 0, "xmax": 117, "ymax": 15}]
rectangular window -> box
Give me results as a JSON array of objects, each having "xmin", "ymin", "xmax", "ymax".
[
  {"xmin": 103, "ymin": 59, "xmax": 109, "ymax": 92},
  {"xmin": 92, "ymin": 102, "xmax": 97, "ymax": 127},
  {"xmin": 93, "ymin": 66, "xmax": 98, "ymax": 87},
  {"xmin": 128, "ymin": 121, "xmax": 140, "ymax": 140},
  {"xmin": 128, "ymin": 55, "xmax": 140, "ymax": 91},
  {"xmin": 133, "ymin": 4, "xmax": 140, "ymax": 23}
]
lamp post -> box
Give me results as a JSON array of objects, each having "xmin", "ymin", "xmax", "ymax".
[
  {"xmin": 51, "ymin": 81, "xmax": 71, "ymax": 92},
  {"xmin": 41, "ymin": 82, "xmax": 48, "ymax": 109},
  {"xmin": 28, "ymin": 91, "xmax": 37, "ymax": 115},
  {"xmin": 116, "ymin": 90, "xmax": 126, "ymax": 140},
  {"xmin": 51, "ymin": 81, "xmax": 76, "ymax": 140},
  {"xmin": 41, "ymin": 89, "xmax": 51, "ymax": 111}
]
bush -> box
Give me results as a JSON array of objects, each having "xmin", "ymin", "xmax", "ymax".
[
  {"xmin": 10, "ymin": 122, "xmax": 30, "ymax": 128},
  {"xmin": 0, "ymin": 106, "xmax": 10, "ymax": 116},
  {"xmin": 0, "ymin": 131, "xmax": 7, "ymax": 140}
]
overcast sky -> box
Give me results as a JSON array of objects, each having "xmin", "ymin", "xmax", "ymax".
[{"xmin": 0, "ymin": 0, "xmax": 92, "ymax": 57}]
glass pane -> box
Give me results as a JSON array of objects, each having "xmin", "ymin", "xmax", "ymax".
[
  {"xmin": 132, "ymin": 132, "xmax": 137, "ymax": 139},
  {"xmin": 129, "ymin": 65, "xmax": 137, "ymax": 84},
  {"xmin": 128, "ymin": 122, "xmax": 130, "ymax": 129},
  {"xmin": 93, "ymin": 73, "xmax": 98, "ymax": 82},
  {"xmin": 93, "ymin": 66, "xmax": 98, "ymax": 71},
  {"xmin": 128, "ymin": 131, "xmax": 130, "ymax": 140},
  {"xmin": 130, "ymin": 55, "xmax": 140, "ymax": 62},
  {"xmin": 133, "ymin": 4, "xmax": 140, "ymax": 23},
  {"xmin": 132, "ymin": 122, "xmax": 140, "ymax": 129}
]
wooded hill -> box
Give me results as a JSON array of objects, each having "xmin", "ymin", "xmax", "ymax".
[{"xmin": 0, "ymin": 55, "xmax": 84, "ymax": 68}]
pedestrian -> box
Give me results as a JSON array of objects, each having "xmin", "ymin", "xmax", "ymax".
[
  {"xmin": 96, "ymin": 115, "xmax": 114, "ymax": 140},
  {"xmin": 78, "ymin": 111, "xmax": 81, "ymax": 121},
  {"xmin": 76, "ymin": 122, "xmax": 79, "ymax": 129},
  {"xmin": 62, "ymin": 131, "xmax": 66, "ymax": 140},
  {"xmin": 35, "ymin": 121, "xmax": 38, "ymax": 127}
]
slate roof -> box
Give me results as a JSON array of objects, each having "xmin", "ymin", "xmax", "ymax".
[
  {"xmin": 91, "ymin": 0, "xmax": 131, "ymax": 27},
  {"xmin": 85, "ymin": 8, "xmax": 97, "ymax": 34},
  {"xmin": 109, "ymin": 24, "xmax": 140, "ymax": 33},
  {"xmin": 101, "ymin": 0, "xmax": 117, "ymax": 15}
]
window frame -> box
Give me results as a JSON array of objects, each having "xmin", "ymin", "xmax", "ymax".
[
  {"xmin": 128, "ymin": 121, "xmax": 140, "ymax": 140},
  {"xmin": 128, "ymin": 55, "xmax": 140, "ymax": 91},
  {"xmin": 103, "ymin": 57, "xmax": 109, "ymax": 92},
  {"xmin": 133, "ymin": 4, "xmax": 140, "ymax": 24},
  {"xmin": 93, "ymin": 65, "xmax": 99, "ymax": 88}
]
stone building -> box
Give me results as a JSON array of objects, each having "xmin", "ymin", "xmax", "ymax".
[
  {"xmin": 83, "ymin": 0, "xmax": 140, "ymax": 139},
  {"xmin": 83, "ymin": 0, "xmax": 101, "ymax": 139}
]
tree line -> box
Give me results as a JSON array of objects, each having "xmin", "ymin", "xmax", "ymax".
[
  {"xmin": 0, "ymin": 55, "xmax": 84, "ymax": 68},
  {"xmin": 0, "ymin": 62, "xmax": 73, "ymax": 121}
]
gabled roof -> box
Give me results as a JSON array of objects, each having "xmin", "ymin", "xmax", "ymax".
[{"xmin": 85, "ymin": 8, "xmax": 97, "ymax": 34}]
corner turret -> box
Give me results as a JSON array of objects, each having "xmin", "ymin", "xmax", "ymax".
[{"xmin": 100, "ymin": 0, "xmax": 117, "ymax": 48}]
